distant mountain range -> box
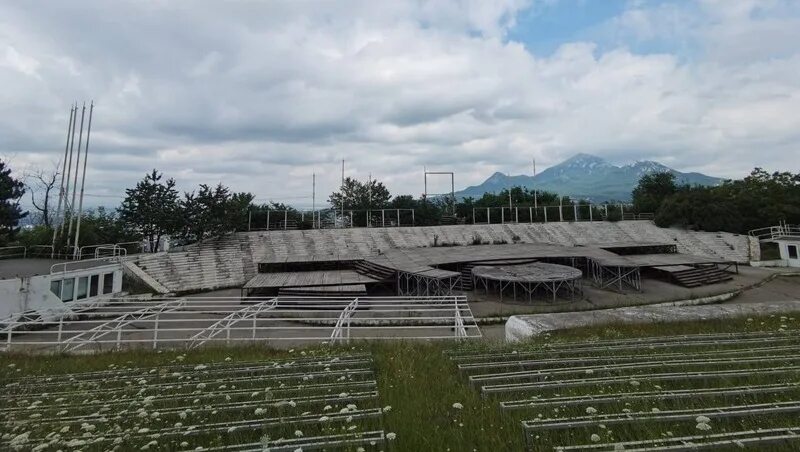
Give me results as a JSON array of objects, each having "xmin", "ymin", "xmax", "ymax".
[{"xmin": 454, "ymin": 153, "xmax": 723, "ymax": 202}]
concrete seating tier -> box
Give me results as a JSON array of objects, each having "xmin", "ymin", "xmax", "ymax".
[{"xmin": 133, "ymin": 221, "xmax": 753, "ymax": 293}]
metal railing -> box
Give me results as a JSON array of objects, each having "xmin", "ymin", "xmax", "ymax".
[
  {"xmin": 471, "ymin": 204, "xmax": 633, "ymax": 224},
  {"xmin": 749, "ymin": 224, "xmax": 800, "ymax": 242},
  {"xmin": 0, "ymin": 241, "xmax": 145, "ymax": 261},
  {"xmin": 1, "ymin": 296, "xmax": 482, "ymax": 352},
  {"xmin": 0, "ymin": 246, "xmax": 26, "ymax": 259}
]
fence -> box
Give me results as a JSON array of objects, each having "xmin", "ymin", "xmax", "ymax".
[
  {"xmin": 0, "ymin": 241, "xmax": 145, "ymax": 261},
  {"xmin": 749, "ymin": 223, "xmax": 800, "ymax": 242},
  {"xmin": 1, "ymin": 296, "xmax": 482, "ymax": 352},
  {"xmin": 470, "ymin": 204, "xmax": 632, "ymax": 224},
  {"xmin": 248, "ymin": 208, "xmax": 416, "ymax": 230}
]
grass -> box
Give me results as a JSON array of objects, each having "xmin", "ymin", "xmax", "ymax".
[{"xmin": 1, "ymin": 313, "xmax": 799, "ymax": 451}]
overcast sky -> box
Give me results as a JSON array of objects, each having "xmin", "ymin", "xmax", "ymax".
[{"xmin": 2, "ymin": 0, "xmax": 799, "ymax": 208}]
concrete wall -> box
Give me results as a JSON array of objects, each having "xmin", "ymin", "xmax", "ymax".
[{"xmin": 0, "ymin": 264, "xmax": 123, "ymax": 320}]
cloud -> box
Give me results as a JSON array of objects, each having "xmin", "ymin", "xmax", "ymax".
[{"xmin": 0, "ymin": 0, "xmax": 799, "ymax": 208}]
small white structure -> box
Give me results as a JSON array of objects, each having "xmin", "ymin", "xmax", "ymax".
[
  {"xmin": 749, "ymin": 223, "xmax": 800, "ymax": 268},
  {"xmin": 0, "ymin": 258, "xmax": 123, "ymax": 321}
]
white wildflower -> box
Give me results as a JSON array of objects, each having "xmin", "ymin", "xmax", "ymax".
[
  {"xmin": 696, "ymin": 423, "xmax": 712, "ymax": 431},
  {"xmin": 294, "ymin": 430, "xmax": 303, "ymax": 437},
  {"xmin": 695, "ymin": 415, "xmax": 711, "ymax": 423},
  {"xmin": 387, "ymin": 432, "xmax": 397, "ymax": 440},
  {"xmin": 585, "ymin": 407, "xmax": 597, "ymax": 415},
  {"xmin": 452, "ymin": 402, "xmax": 464, "ymax": 410},
  {"xmin": 590, "ymin": 434, "xmax": 601, "ymax": 443}
]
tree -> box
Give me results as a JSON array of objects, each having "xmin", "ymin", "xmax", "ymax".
[
  {"xmin": 25, "ymin": 165, "xmax": 60, "ymax": 228},
  {"xmin": 0, "ymin": 159, "xmax": 27, "ymax": 244},
  {"xmin": 180, "ymin": 184, "xmax": 255, "ymax": 242},
  {"xmin": 653, "ymin": 168, "xmax": 800, "ymax": 233},
  {"xmin": 632, "ymin": 172, "xmax": 677, "ymax": 214},
  {"xmin": 118, "ymin": 170, "xmax": 180, "ymax": 252},
  {"xmin": 328, "ymin": 177, "xmax": 391, "ymax": 211}
]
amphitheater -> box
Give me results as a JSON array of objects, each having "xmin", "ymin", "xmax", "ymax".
[{"xmin": 131, "ymin": 220, "xmax": 755, "ymax": 294}]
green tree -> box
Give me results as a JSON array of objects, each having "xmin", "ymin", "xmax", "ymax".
[
  {"xmin": 181, "ymin": 184, "xmax": 255, "ymax": 241},
  {"xmin": 118, "ymin": 170, "xmax": 180, "ymax": 252},
  {"xmin": 632, "ymin": 172, "xmax": 677, "ymax": 214},
  {"xmin": 328, "ymin": 177, "xmax": 391, "ymax": 211},
  {"xmin": 653, "ymin": 168, "xmax": 800, "ymax": 233},
  {"xmin": 0, "ymin": 159, "xmax": 27, "ymax": 244}
]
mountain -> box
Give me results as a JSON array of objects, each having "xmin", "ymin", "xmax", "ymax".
[{"xmin": 454, "ymin": 153, "xmax": 723, "ymax": 202}]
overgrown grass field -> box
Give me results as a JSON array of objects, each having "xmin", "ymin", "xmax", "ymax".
[{"xmin": 1, "ymin": 313, "xmax": 798, "ymax": 451}]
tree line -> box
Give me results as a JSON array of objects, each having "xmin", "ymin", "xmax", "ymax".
[{"xmin": 632, "ymin": 169, "xmax": 800, "ymax": 233}]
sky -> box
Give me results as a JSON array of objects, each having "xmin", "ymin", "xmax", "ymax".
[{"xmin": 2, "ymin": 0, "xmax": 799, "ymax": 208}]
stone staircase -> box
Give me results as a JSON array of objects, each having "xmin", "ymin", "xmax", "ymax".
[{"xmin": 664, "ymin": 265, "xmax": 734, "ymax": 288}]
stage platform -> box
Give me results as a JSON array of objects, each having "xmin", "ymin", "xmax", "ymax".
[
  {"xmin": 472, "ymin": 263, "xmax": 583, "ymax": 303},
  {"xmin": 255, "ymin": 242, "xmax": 738, "ymax": 295},
  {"xmin": 243, "ymin": 270, "xmax": 381, "ymax": 296}
]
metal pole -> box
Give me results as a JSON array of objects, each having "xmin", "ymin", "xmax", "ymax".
[
  {"xmin": 451, "ymin": 173, "xmax": 455, "ymax": 215},
  {"xmin": 248, "ymin": 209, "xmax": 251, "ymax": 231},
  {"xmin": 312, "ymin": 173, "xmax": 316, "ymax": 229},
  {"xmin": 423, "ymin": 167, "xmax": 427, "ymax": 199},
  {"xmin": 66, "ymin": 103, "xmax": 86, "ymax": 252},
  {"xmin": 573, "ymin": 204, "xmax": 578, "ymax": 222},
  {"xmin": 266, "ymin": 210, "xmax": 270, "ymax": 231},
  {"xmin": 341, "ymin": 160, "xmax": 345, "ymax": 228},
  {"xmin": 59, "ymin": 102, "xmax": 80, "ymax": 245},
  {"xmin": 589, "ymin": 204, "xmax": 593, "ymax": 222},
  {"xmin": 284, "ymin": 210, "xmax": 287, "ymax": 230},
  {"xmin": 73, "ymin": 101, "xmax": 93, "ymax": 259},
  {"xmin": 559, "ymin": 197, "xmax": 563, "ymax": 222},
  {"xmin": 51, "ymin": 104, "xmax": 75, "ymax": 257}
]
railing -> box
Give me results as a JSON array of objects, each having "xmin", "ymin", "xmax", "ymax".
[
  {"xmin": 471, "ymin": 204, "xmax": 634, "ymax": 224},
  {"xmin": 749, "ymin": 224, "xmax": 800, "ymax": 242},
  {"xmin": 0, "ymin": 241, "xmax": 144, "ymax": 262},
  {"xmin": 330, "ymin": 298, "xmax": 359, "ymax": 343},
  {"xmin": 50, "ymin": 256, "xmax": 122, "ymax": 274},
  {"xmin": 0, "ymin": 246, "xmax": 26, "ymax": 260},
  {"xmin": 623, "ymin": 213, "xmax": 655, "ymax": 220},
  {"xmin": 2, "ymin": 296, "xmax": 482, "ymax": 352}
]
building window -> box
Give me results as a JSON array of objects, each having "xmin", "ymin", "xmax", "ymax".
[
  {"xmin": 62, "ymin": 278, "xmax": 75, "ymax": 302},
  {"xmin": 50, "ymin": 280, "xmax": 62, "ymax": 297},
  {"xmin": 76, "ymin": 277, "xmax": 88, "ymax": 300},
  {"xmin": 90, "ymin": 274, "xmax": 100, "ymax": 297},
  {"xmin": 789, "ymin": 245, "xmax": 798, "ymax": 259},
  {"xmin": 103, "ymin": 273, "xmax": 114, "ymax": 294}
]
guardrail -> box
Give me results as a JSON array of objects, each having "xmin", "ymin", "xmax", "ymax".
[
  {"xmin": 749, "ymin": 224, "xmax": 800, "ymax": 242},
  {"xmin": 622, "ymin": 212, "xmax": 655, "ymax": 220},
  {"xmin": 0, "ymin": 246, "xmax": 26, "ymax": 259},
  {"xmin": 0, "ymin": 241, "xmax": 145, "ymax": 261}
]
